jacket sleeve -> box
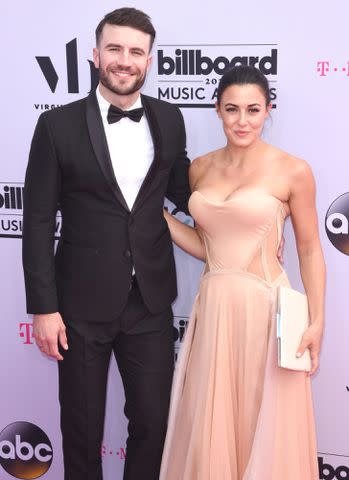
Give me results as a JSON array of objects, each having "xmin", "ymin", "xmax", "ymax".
[
  {"xmin": 165, "ymin": 107, "xmax": 191, "ymax": 215},
  {"xmin": 22, "ymin": 113, "xmax": 61, "ymax": 314}
]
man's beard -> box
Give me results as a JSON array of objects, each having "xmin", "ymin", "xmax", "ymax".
[{"xmin": 99, "ymin": 65, "xmax": 147, "ymax": 96}]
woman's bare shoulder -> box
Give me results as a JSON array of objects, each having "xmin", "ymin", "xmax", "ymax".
[
  {"xmin": 190, "ymin": 148, "xmax": 224, "ymax": 168},
  {"xmin": 189, "ymin": 149, "xmax": 224, "ymax": 185},
  {"xmin": 268, "ymin": 145, "xmax": 313, "ymax": 179}
]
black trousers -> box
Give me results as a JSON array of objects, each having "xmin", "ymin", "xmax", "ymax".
[{"xmin": 58, "ymin": 278, "xmax": 174, "ymax": 480}]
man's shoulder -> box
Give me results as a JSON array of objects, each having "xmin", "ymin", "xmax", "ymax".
[
  {"xmin": 40, "ymin": 96, "xmax": 88, "ymax": 122},
  {"xmin": 142, "ymin": 94, "xmax": 181, "ymax": 116}
]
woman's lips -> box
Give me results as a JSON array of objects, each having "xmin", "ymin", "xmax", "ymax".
[{"xmin": 235, "ymin": 130, "xmax": 250, "ymax": 137}]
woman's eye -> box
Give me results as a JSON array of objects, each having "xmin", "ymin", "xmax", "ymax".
[{"xmin": 249, "ymin": 108, "xmax": 260, "ymax": 113}]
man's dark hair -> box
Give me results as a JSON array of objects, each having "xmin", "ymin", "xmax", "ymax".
[{"xmin": 95, "ymin": 7, "xmax": 156, "ymax": 50}]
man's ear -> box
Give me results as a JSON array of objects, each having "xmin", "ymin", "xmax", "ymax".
[
  {"xmin": 146, "ymin": 54, "xmax": 153, "ymax": 71},
  {"xmin": 93, "ymin": 48, "xmax": 100, "ymax": 69}
]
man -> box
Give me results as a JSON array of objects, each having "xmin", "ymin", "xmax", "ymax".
[{"xmin": 22, "ymin": 8, "xmax": 190, "ymax": 480}]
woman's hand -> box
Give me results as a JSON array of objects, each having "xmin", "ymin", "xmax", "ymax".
[
  {"xmin": 163, "ymin": 208, "xmax": 171, "ymax": 221},
  {"xmin": 296, "ymin": 323, "xmax": 323, "ymax": 376}
]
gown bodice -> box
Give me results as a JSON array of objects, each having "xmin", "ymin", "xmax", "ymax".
[{"xmin": 188, "ymin": 188, "xmax": 287, "ymax": 284}]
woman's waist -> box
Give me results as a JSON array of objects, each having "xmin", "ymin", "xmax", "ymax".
[{"xmin": 201, "ymin": 267, "xmax": 290, "ymax": 289}]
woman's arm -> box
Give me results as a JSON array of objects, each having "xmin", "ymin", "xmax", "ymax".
[
  {"xmin": 288, "ymin": 159, "xmax": 326, "ymax": 375},
  {"xmin": 164, "ymin": 156, "xmax": 206, "ymax": 260},
  {"xmin": 164, "ymin": 209, "xmax": 205, "ymax": 260}
]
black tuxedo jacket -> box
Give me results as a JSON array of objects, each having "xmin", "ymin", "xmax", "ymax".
[{"xmin": 22, "ymin": 92, "xmax": 191, "ymax": 321}]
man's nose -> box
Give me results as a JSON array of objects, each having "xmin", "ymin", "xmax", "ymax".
[{"xmin": 118, "ymin": 50, "xmax": 132, "ymax": 67}]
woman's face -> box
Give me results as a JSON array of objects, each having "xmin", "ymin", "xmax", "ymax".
[{"xmin": 216, "ymin": 83, "xmax": 270, "ymax": 148}]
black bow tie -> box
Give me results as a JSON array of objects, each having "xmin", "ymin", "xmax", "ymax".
[{"xmin": 107, "ymin": 104, "xmax": 144, "ymax": 124}]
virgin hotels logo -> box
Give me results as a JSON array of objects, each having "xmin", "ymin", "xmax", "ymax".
[
  {"xmin": 36, "ymin": 38, "xmax": 98, "ymax": 94},
  {"xmin": 35, "ymin": 38, "xmax": 99, "ymax": 111}
]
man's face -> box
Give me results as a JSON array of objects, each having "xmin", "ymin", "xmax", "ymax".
[{"xmin": 93, "ymin": 24, "xmax": 152, "ymax": 97}]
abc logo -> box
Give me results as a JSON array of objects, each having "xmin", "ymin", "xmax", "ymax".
[
  {"xmin": 325, "ymin": 192, "xmax": 349, "ymax": 255},
  {"xmin": 0, "ymin": 422, "xmax": 53, "ymax": 479},
  {"xmin": 319, "ymin": 456, "xmax": 349, "ymax": 479}
]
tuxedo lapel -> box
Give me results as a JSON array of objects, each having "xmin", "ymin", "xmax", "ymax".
[
  {"xmin": 131, "ymin": 94, "xmax": 163, "ymax": 213},
  {"xmin": 85, "ymin": 92, "xmax": 130, "ymax": 212}
]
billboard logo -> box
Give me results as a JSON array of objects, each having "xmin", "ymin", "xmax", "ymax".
[
  {"xmin": 0, "ymin": 182, "xmax": 62, "ymax": 239},
  {"xmin": 156, "ymin": 44, "xmax": 278, "ymax": 107},
  {"xmin": 0, "ymin": 422, "xmax": 53, "ymax": 479},
  {"xmin": 0, "ymin": 183, "xmax": 25, "ymax": 238},
  {"xmin": 158, "ymin": 48, "xmax": 277, "ymax": 76},
  {"xmin": 325, "ymin": 192, "xmax": 349, "ymax": 255},
  {"xmin": 0, "ymin": 185, "xmax": 24, "ymax": 210}
]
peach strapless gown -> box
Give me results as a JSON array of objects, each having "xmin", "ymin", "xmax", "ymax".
[{"xmin": 160, "ymin": 189, "xmax": 319, "ymax": 480}]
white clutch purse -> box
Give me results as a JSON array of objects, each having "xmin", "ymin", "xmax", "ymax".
[{"xmin": 276, "ymin": 286, "xmax": 311, "ymax": 372}]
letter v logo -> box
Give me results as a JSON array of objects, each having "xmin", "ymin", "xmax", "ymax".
[
  {"xmin": 35, "ymin": 56, "xmax": 58, "ymax": 92},
  {"xmin": 35, "ymin": 39, "xmax": 80, "ymax": 93}
]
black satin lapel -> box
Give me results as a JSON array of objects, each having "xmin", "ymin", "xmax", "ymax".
[
  {"xmin": 85, "ymin": 92, "xmax": 129, "ymax": 211},
  {"xmin": 131, "ymin": 95, "xmax": 163, "ymax": 213}
]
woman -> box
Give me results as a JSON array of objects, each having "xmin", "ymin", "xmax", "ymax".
[{"xmin": 159, "ymin": 66, "xmax": 325, "ymax": 479}]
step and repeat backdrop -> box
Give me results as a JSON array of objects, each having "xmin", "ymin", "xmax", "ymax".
[{"xmin": 1, "ymin": 1, "xmax": 348, "ymax": 479}]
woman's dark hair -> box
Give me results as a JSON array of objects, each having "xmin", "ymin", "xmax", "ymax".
[
  {"xmin": 217, "ymin": 65, "xmax": 271, "ymax": 106},
  {"xmin": 95, "ymin": 7, "xmax": 156, "ymax": 50}
]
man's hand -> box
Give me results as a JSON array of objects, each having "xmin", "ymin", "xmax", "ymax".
[{"xmin": 33, "ymin": 312, "xmax": 68, "ymax": 361}]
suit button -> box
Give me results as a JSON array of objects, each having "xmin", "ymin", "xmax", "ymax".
[{"xmin": 124, "ymin": 249, "xmax": 132, "ymax": 258}]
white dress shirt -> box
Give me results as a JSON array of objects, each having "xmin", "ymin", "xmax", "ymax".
[{"xmin": 96, "ymin": 87, "xmax": 154, "ymax": 211}]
